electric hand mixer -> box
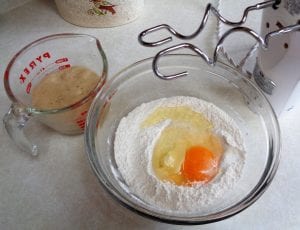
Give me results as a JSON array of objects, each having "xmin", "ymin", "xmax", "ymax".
[{"xmin": 138, "ymin": 0, "xmax": 300, "ymax": 115}]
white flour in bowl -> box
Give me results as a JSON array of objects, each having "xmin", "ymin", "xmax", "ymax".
[{"xmin": 114, "ymin": 96, "xmax": 245, "ymax": 212}]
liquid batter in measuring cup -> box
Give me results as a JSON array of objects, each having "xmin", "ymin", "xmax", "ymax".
[
  {"xmin": 32, "ymin": 66, "xmax": 99, "ymax": 110},
  {"xmin": 31, "ymin": 66, "xmax": 100, "ymax": 134},
  {"xmin": 3, "ymin": 34, "xmax": 108, "ymax": 156}
]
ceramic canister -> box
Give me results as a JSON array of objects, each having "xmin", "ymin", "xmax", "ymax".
[
  {"xmin": 254, "ymin": 0, "xmax": 300, "ymax": 114},
  {"xmin": 55, "ymin": 0, "xmax": 144, "ymax": 28}
]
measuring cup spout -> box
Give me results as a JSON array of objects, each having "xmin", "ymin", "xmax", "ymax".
[{"xmin": 3, "ymin": 103, "xmax": 38, "ymax": 156}]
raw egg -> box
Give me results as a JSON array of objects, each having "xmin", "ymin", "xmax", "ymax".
[
  {"xmin": 142, "ymin": 106, "xmax": 224, "ymax": 186},
  {"xmin": 182, "ymin": 146, "xmax": 220, "ymax": 183}
]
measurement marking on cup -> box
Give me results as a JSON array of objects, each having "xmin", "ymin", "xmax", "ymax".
[
  {"xmin": 55, "ymin": 58, "xmax": 69, "ymax": 64},
  {"xmin": 26, "ymin": 82, "xmax": 32, "ymax": 94},
  {"xmin": 81, "ymin": 111, "xmax": 88, "ymax": 116},
  {"xmin": 59, "ymin": 64, "xmax": 71, "ymax": 70},
  {"xmin": 76, "ymin": 119, "xmax": 86, "ymax": 129},
  {"xmin": 75, "ymin": 110, "xmax": 88, "ymax": 130}
]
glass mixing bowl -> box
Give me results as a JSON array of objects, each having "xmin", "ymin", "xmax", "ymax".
[{"xmin": 84, "ymin": 54, "xmax": 280, "ymax": 224}]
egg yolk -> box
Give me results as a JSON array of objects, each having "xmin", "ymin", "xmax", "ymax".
[
  {"xmin": 142, "ymin": 106, "xmax": 224, "ymax": 186},
  {"xmin": 182, "ymin": 146, "xmax": 219, "ymax": 183}
]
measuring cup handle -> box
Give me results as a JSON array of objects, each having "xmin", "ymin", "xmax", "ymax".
[{"xmin": 3, "ymin": 103, "xmax": 38, "ymax": 156}]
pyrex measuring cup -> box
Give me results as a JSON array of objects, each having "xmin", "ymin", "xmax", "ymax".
[{"xmin": 3, "ymin": 33, "xmax": 107, "ymax": 156}]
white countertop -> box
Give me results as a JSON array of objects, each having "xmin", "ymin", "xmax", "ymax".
[{"xmin": 0, "ymin": 0, "xmax": 299, "ymax": 229}]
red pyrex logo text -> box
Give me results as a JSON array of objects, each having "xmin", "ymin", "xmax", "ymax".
[
  {"xmin": 19, "ymin": 52, "xmax": 51, "ymax": 86},
  {"xmin": 18, "ymin": 52, "xmax": 70, "ymax": 94}
]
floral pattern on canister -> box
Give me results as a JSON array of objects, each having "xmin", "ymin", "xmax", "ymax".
[
  {"xmin": 284, "ymin": 0, "xmax": 300, "ymax": 15},
  {"xmin": 88, "ymin": 0, "xmax": 117, "ymax": 16}
]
